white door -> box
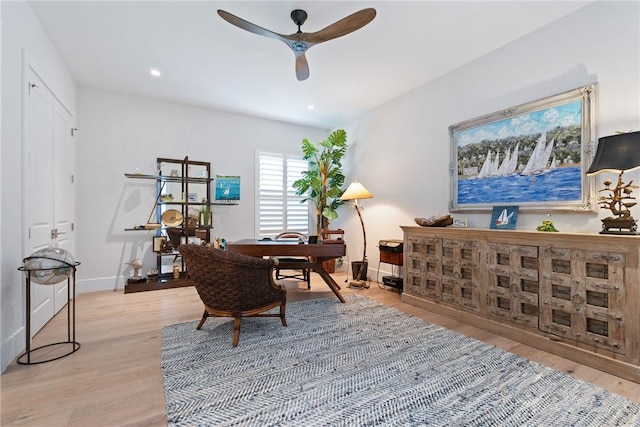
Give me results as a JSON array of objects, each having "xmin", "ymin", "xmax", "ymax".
[{"xmin": 24, "ymin": 64, "xmax": 75, "ymax": 335}]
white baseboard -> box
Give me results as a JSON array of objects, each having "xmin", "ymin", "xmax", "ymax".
[
  {"xmin": 76, "ymin": 276, "xmax": 125, "ymax": 294},
  {"xmin": 1, "ymin": 326, "xmax": 24, "ymax": 373}
]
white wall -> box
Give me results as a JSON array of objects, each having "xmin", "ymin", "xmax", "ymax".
[
  {"xmin": 335, "ymin": 1, "xmax": 640, "ymax": 279},
  {"xmin": 75, "ymin": 88, "xmax": 328, "ymax": 293},
  {"xmin": 1, "ymin": 1, "xmax": 77, "ymax": 372}
]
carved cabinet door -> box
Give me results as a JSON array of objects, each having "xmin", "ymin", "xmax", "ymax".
[
  {"xmin": 539, "ymin": 248, "xmax": 625, "ymax": 354},
  {"xmin": 405, "ymin": 235, "xmax": 441, "ymax": 299},
  {"xmin": 440, "ymin": 239, "xmax": 481, "ymax": 311},
  {"xmin": 487, "ymin": 243, "xmax": 540, "ymax": 328}
]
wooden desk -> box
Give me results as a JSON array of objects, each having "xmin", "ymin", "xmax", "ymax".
[{"xmin": 227, "ymin": 239, "xmax": 346, "ymax": 303}]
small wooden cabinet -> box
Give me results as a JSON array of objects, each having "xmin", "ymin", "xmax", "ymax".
[{"xmin": 401, "ymin": 226, "xmax": 640, "ymax": 382}]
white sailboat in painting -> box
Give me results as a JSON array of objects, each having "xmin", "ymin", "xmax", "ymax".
[
  {"xmin": 496, "ymin": 143, "xmax": 519, "ymax": 176},
  {"xmin": 521, "ymin": 132, "xmax": 554, "ymax": 175},
  {"xmin": 490, "ymin": 152, "xmax": 500, "ymax": 176},
  {"xmin": 495, "ymin": 208, "xmax": 514, "ymax": 226},
  {"xmin": 496, "ymin": 148, "xmax": 511, "ymax": 176},
  {"xmin": 477, "ymin": 150, "xmax": 493, "ymax": 178},
  {"xmin": 476, "ymin": 144, "xmax": 519, "ymax": 178}
]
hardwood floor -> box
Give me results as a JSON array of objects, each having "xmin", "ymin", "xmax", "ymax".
[{"xmin": 2, "ymin": 272, "xmax": 638, "ymax": 426}]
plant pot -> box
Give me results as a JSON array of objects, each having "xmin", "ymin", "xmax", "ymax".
[
  {"xmin": 351, "ymin": 261, "xmax": 368, "ymax": 281},
  {"xmin": 601, "ymin": 217, "xmax": 638, "ymax": 234}
]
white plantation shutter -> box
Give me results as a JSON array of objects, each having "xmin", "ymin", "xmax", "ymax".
[
  {"xmin": 257, "ymin": 151, "xmax": 309, "ymax": 238},
  {"xmin": 286, "ymin": 157, "xmax": 309, "ymax": 231}
]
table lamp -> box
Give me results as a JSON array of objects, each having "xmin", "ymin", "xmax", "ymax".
[
  {"xmin": 340, "ymin": 182, "xmax": 373, "ymax": 287},
  {"xmin": 586, "ymin": 131, "xmax": 640, "ymax": 235}
]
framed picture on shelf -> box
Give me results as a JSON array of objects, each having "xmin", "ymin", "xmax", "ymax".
[
  {"xmin": 452, "ymin": 218, "xmax": 468, "ymax": 228},
  {"xmin": 215, "ymin": 175, "xmax": 240, "ymax": 202},
  {"xmin": 153, "ymin": 236, "xmax": 167, "ymax": 253},
  {"xmin": 490, "ymin": 206, "xmax": 519, "ymax": 230},
  {"xmin": 449, "ymin": 84, "xmax": 597, "ymax": 212}
]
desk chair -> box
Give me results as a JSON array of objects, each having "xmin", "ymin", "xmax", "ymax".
[{"xmin": 273, "ymin": 232, "xmax": 311, "ymax": 289}]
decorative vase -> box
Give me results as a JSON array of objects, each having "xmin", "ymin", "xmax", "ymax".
[{"xmin": 199, "ymin": 212, "xmax": 212, "ymax": 227}]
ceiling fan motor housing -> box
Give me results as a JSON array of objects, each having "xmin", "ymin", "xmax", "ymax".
[{"xmin": 290, "ymin": 9, "xmax": 308, "ymax": 27}]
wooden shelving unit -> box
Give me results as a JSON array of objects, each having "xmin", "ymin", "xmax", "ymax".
[{"xmin": 124, "ymin": 157, "xmax": 212, "ymax": 293}]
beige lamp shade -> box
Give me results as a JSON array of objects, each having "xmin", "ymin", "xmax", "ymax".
[{"xmin": 341, "ymin": 182, "xmax": 373, "ymax": 201}]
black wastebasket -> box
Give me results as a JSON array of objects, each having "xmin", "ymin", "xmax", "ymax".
[{"xmin": 351, "ymin": 261, "xmax": 368, "ymax": 281}]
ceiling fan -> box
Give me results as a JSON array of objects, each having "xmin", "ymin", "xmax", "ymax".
[{"xmin": 217, "ymin": 8, "xmax": 376, "ymax": 81}]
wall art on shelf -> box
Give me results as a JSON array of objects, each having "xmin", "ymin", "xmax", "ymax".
[
  {"xmin": 215, "ymin": 175, "xmax": 240, "ymax": 203},
  {"xmin": 449, "ymin": 84, "xmax": 597, "ymax": 212},
  {"xmin": 153, "ymin": 236, "xmax": 167, "ymax": 253},
  {"xmin": 490, "ymin": 206, "xmax": 519, "ymax": 230},
  {"xmin": 452, "ymin": 218, "xmax": 468, "ymax": 228}
]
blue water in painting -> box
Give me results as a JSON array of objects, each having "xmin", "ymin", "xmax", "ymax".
[
  {"xmin": 216, "ymin": 177, "xmax": 240, "ymax": 201},
  {"xmin": 458, "ymin": 166, "xmax": 581, "ymax": 204}
]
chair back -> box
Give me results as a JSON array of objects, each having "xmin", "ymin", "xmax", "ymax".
[
  {"xmin": 275, "ymin": 231, "xmax": 307, "ymax": 241},
  {"xmin": 178, "ymin": 245, "xmax": 282, "ymax": 313}
]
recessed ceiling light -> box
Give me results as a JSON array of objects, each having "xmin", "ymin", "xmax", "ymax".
[
  {"xmin": 150, "ymin": 69, "xmax": 161, "ymax": 77},
  {"xmin": 307, "ymin": 104, "xmax": 315, "ymax": 110}
]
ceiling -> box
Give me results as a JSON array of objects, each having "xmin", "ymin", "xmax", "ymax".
[{"xmin": 29, "ymin": 1, "xmax": 592, "ymax": 129}]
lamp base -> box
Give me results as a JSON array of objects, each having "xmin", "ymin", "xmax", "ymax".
[
  {"xmin": 349, "ymin": 279, "xmax": 369, "ymax": 289},
  {"xmin": 600, "ymin": 217, "xmax": 638, "ymax": 235},
  {"xmin": 351, "ymin": 261, "xmax": 368, "ymax": 281}
]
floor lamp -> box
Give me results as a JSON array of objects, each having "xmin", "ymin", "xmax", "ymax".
[{"xmin": 340, "ymin": 182, "xmax": 373, "ymax": 288}]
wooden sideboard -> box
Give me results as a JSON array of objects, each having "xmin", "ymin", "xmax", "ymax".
[{"xmin": 400, "ymin": 226, "xmax": 640, "ymax": 382}]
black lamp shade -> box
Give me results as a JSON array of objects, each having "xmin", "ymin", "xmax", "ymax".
[{"xmin": 586, "ymin": 131, "xmax": 640, "ymax": 175}]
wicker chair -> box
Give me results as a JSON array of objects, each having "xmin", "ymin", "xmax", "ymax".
[
  {"xmin": 273, "ymin": 231, "xmax": 311, "ymax": 289},
  {"xmin": 178, "ymin": 244, "xmax": 287, "ymax": 347}
]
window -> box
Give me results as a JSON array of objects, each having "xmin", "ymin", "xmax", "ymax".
[{"xmin": 256, "ymin": 151, "xmax": 309, "ymax": 238}]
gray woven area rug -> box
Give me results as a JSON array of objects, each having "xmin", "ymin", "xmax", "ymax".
[{"xmin": 162, "ymin": 295, "xmax": 639, "ymax": 426}]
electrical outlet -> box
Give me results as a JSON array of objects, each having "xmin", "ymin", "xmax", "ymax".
[{"xmin": 10, "ymin": 303, "xmax": 16, "ymax": 322}]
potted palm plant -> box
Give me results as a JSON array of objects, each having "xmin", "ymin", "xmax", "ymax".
[{"xmin": 293, "ymin": 129, "xmax": 347, "ymax": 237}]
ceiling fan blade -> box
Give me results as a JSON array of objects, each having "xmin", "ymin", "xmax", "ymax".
[
  {"xmin": 295, "ymin": 53, "xmax": 310, "ymax": 81},
  {"xmin": 217, "ymin": 9, "xmax": 287, "ymax": 43},
  {"xmin": 305, "ymin": 8, "xmax": 376, "ymax": 45},
  {"xmin": 218, "ymin": 8, "xmax": 374, "ymax": 81}
]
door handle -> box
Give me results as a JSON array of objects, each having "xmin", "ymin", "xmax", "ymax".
[{"xmin": 51, "ymin": 229, "xmax": 66, "ymax": 239}]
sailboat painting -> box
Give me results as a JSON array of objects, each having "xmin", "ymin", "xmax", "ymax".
[
  {"xmin": 490, "ymin": 206, "xmax": 519, "ymax": 230},
  {"xmin": 449, "ymin": 84, "xmax": 597, "ymax": 212},
  {"xmin": 215, "ymin": 175, "xmax": 241, "ymax": 202}
]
